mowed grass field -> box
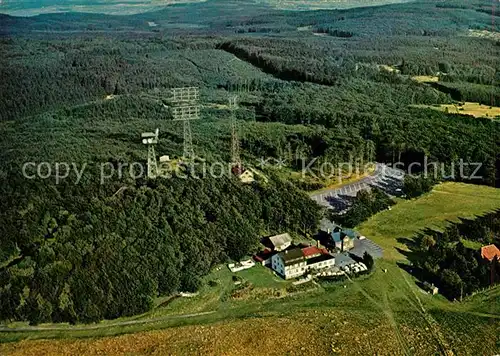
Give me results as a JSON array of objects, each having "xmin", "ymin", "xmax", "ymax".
[
  {"xmin": 412, "ymin": 75, "xmax": 439, "ymax": 83},
  {"xmin": 1, "ymin": 182, "xmax": 500, "ymax": 355},
  {"xmin": 412, "ymin": 102, "xmax": 500, "ymax": 119},
  {"xmin": 358, "ymin": 182, "xmax": 500, "ymax": 260}
]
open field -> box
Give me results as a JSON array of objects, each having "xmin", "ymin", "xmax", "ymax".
[
  {"xmin": 0, "ymin": 0, "xmax": 208, "ymax": 16},
  {"xmin": 1, "ymin": 259, "xmax": 498, "ymax": 355},
  {"xmin": 467, "ymin": 29, "xmax": 500, "ymax": 42},
  {"xmin": 378, "ymin": 64, "xmax": 400, "ymax": 73},
  {"xmin": 412, "ymin": 75, "xmax": 439, "ymax": 83},
  {"xmin": 1, "ymin": 182, "xmax": 500, "ymax": 355},
  {"xmin": 358, "ymin": 182, "xmax": 500, "ymax": 260},
  {"xmin": 412, "ymin": 102, "xmax": 500, "ymax": 119}
]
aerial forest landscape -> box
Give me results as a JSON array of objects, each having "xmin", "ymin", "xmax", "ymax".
[{"xmin": 0, "ymin": 0, "xmax": 499, "ymax": 355}]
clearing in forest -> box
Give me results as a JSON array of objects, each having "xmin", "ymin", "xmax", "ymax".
[
  {"xmin": 411, "ymin": 75, "xmax": 439, "ymax": 83},
  {"xmin": 412, "ymin": 102, "xmax": 500, "ymax": 119},
  {"xmin": 467, "ymin": 29, "xmax": 500, "ymax": 41}
]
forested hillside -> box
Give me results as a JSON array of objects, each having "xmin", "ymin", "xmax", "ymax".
[
  {"xmin": 0, "ymin": 169, "xmax": 320, "ymax": 323},
  {"xmin": 0, "ymin": 0, "xmax": 499, "ymax": 323}
]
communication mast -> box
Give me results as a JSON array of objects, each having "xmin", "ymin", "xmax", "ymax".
[
  {"xmin": 170, "ymin": 87, "xmax": 200, "ymax": 162},
  {"xmin": 141, "ymin": 128, "xmax": 159, "ymax": 179}
]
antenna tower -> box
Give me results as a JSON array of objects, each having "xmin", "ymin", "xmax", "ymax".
[
  {"xmin": 170, "ymin": 87, "xmax": 200, "ymax": 161},
  {"xmin": 141, "ymin": 128, "xmax": 159, "ymax": 178}
]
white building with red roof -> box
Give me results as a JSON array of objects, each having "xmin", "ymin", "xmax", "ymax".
[{"xmin": 271, "ymin": 245, "xmax": 335, "ymax": 280}]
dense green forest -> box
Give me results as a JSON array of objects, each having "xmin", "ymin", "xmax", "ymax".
[
  {"xmin": 407, "ymin": 211, "xmax": 500, "ymax": 300},
  {"xmin": 0, "ymin": 171, "xmax": 320, "ymax": 323},
  {"xmin": 0, "ymin": 0, "xmax": 499, "ymax": 323},
  {"xmin": 430, "ymin": 81, "xmax": 500, "ymax": 106},
  {"xmin": 403, "ymin": 174, "xmax": 437, "ymax": 199}
]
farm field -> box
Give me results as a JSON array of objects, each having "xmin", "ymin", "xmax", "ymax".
[
  {"xmin": 412, "ymin": 75, "xmax": 439, "ymax": 83},
  {"xmin": 2, "ymin": 183, "xmax": 499, "ymax": 355},
  {"xmin": 412, "ymin": 102, "xmax": 500, "ymax": 119}
]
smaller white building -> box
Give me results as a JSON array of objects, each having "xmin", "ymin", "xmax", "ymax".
[
  {"xmin": 268, "ymin": 233, "xmax": 292, "ymax": 251},
  {"xmin": 228, "ymin": 259, "xmax": 255, "ymax": 272}
]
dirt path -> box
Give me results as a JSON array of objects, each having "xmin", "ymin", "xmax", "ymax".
[
  {"xmin": 382, "ymin": 290, "xmax": 411, "ymax": 356},
  {"xmin": 398, "ymin": 268, "xmax": 453, "ymax": 356},
  {"xmin": 0, "ymin": 311, "xmax": 215, "ymax": 332},
  {"xmin": 344, "ymin": 273, "xmax": 411, "ymax": 356}
]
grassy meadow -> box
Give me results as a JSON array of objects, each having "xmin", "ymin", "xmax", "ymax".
[
  {"xmin": 412, "ymin": 75, "xmax": 439, "ymax": 83},
  {"xmin": 412, "ymin": 102, "xmax": 500, "ymax": 119},
  {"xmin": 358, "ymin": 182, "xmax": 500, "ymax": 260}
]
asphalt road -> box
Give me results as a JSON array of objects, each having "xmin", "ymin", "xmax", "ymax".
[{"xmin": 310, "ymin": 163, "xmax": 405, "ymax": 211}]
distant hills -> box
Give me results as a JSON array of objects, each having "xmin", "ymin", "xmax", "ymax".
[
  {"xmin": 256, "ymin": 0, "xmax": 412, "ymax": 10},
  {"xmin": 0, "ymin": 0, "xmax": 207, "ymax": 16},
  {"xmin": 1, "ymin": 0, "xmax": 412, "ymax": 17}
]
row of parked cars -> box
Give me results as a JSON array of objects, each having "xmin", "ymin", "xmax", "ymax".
[{"xmin": 341, "ymin": 262, "xmax": 368, "ymax": 274}]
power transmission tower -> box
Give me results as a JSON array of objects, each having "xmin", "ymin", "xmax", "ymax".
[
  {"xmin": 170, "ymin": 87, "xmax": 200, "ymax": 162},
  {"xmin": 171, "ymin": 104, "xmax": 200, "ymax": 160},
  {"xmin": 228, "ymin": 95, "xmax": 242, "ymax": 173},
  {"xmin": 141, "ymin": 128, "xmax": 159, "ymax": 179}
]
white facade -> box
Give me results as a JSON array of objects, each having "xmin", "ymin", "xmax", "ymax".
[
  {"xmin": 271, "ymin": 253, "xmax": 306, "ymax": 280},
  {"xmin": 271, "ymin": 252, "xmax": 335, "ymax": 280},
  {"xmin": 228, "ymin": 259, "xmax": 255, "ymax": 272},
  {"xmin": 307, "ymin": 257, "xmax": 335, "ymax": 272},
  {"xmin": 269, "ymin": 233, "xmax": 292, "ymax": 251}
]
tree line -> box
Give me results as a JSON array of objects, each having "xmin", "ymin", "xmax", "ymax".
[{"xmin": 409, "ymin": 211, "xmax": 500, "ymax": 300}]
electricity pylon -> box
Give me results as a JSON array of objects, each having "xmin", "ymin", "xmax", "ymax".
[
  {"xmin": 171, "ymin": 104, "xmax": 200, "ymax": 160},
  {"xmin": 170, "ymin": 87, "xmax": 200, "ymax": 162},
  {"xmin": 228, "ymin": 95, "xmax": 242, "ymax": 173},
  {"xmin": 141, "ymin": 128, "xmax": 159, "ymax": 178}
]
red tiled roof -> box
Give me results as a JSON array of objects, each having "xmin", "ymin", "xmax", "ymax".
[
  {"xmin": 253, "ymin": 248, "xmax": 274, "ymax": 262},
  {"xmin": 302, "ymin": 246, "xmax": 324, "ymax": 257},
  {"xmin": 481, "ymin": 244, "xmax": 500, "ymax": 262},
  {"xmin": 254, "ymin": 255, "xmax": 265, "ymax": 262}
]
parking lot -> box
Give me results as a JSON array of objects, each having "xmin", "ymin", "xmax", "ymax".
[
  {"xmin": 349, "ymin": 238, "xmax": 384, "ymax": 259},
  {"xmin": 310, "ymin": 164, "xmax": 405, "ymax": 212}
]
